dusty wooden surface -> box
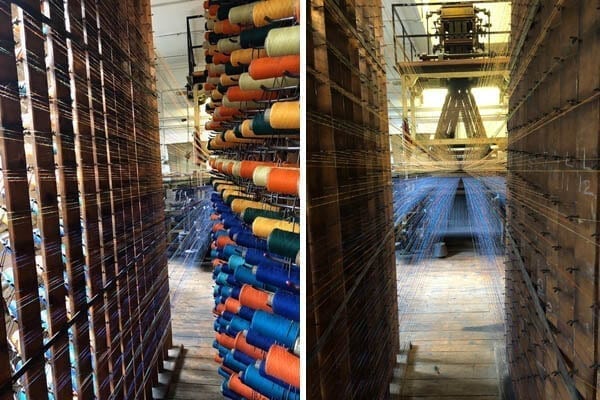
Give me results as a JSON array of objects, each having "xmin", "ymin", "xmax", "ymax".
[
  {"xmin": 168, "ymin": 259, "xmax": 222, "ymax": 399},
  {"xmin": 395, "ymin": 247, "xmax": 507, "ymax": 399}
]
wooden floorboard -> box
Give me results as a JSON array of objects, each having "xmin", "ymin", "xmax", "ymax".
[
  {"xmin": 167, "ymin": 259, "xmax": 221, "ymax": 399},
  {"xmin": 396, "ymin": 248, "xmax": 507, "ymax": 399}
]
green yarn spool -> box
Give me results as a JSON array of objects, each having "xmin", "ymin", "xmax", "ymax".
[
  {"xmin": 268, "ymin": 228, "xmax": 300, "ymax": 259},
  {"xmin": 225, "ymin": 62, "xmax": 246, "ymax": 76},
  {"xmin": 240, "ymin": 25, "xmax": 275, "ymax": 49},
  {"xmin": 241, "ymin": 208, "xmax": 285, "ymax": 224},
  {"xmin": 251, "ymin": 113, "xmax": 275, "ymax": 134}
]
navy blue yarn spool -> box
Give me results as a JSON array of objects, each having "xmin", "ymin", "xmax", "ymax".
[
  {"xmin": 251, "ymin": 311, "xmax": 299, "ymax": 349},
  {"xmin": 211, "ymin": 193, "xmax": 222, "ymax": 203},
  {"xmin": 238, "ymin": 305, "xmax": 255, "ymax": 321},
  {"xmin": 228, "ymin": 226, "xmax": 244, "ymax": 238},
  {"xmin": 232, "ymin": 349, "xmax": 255, "ymax": 366},
  {"xmin": 223, "ymin": 352, "xmax": 247, "ymax": 372},
  {"xmin": 256, "ymin": 263, "xmax": 300, "ymax": 291},
  {"xmin": 221, "ymin": 264, "xmax": 234, "ymax": 274},
  {"xmin": 223, "ymin": 215, "xmax": 242, "ymax": 228},
  {"xmin": 235, "ymin": 232, "xmax": 268, "ymax": 251},
  {"xmin": 243, "ymin": 250, "xmax": 282, "ymax": 270},
  {"xmin": 246, "ymin": 329, "xmax": 276, "ymax": 351},
  {"xmin": 272, "ymin": 290, "xmax": 300, "ymax": 321},
  {"xmin": 242, "ymin": 365, "xmax": 299, "ymax": 400}
]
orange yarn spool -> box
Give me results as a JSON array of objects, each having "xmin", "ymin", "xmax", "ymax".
[
  {"xmin": 214, "ymin": 303, "xmax": 226, "ymax": 315},
  {"xmin": 252, "ymin": 0, "xmax": 296, "ymax": 27},
  {"xmin": 224, "ymin": 297, "xmax": 241, "ymax": 314},
  {"xmin": 211, "ymin": 89, "xmax": 224, "ymax": 100},
  {"xmin": 212, "ymin": 52, "xmax": 230, "ymax": 64},
  {"xmin": 212, "ymin": 258, "xmax": 225, "ymax": 267},
  {"xmin": 234, "ymin": 332, "xmax": 266, "ymax": 360},
  {"xmin": 226, "ymin": 87, "xmax": 275, "ymax": 102},
  {"xmin": 239, "ymin": 284, "xmax": 272, "ymax": 312},
  {"xmin": 214, "ymin": 19, "xmax": 241, "ymax": 35},
  {"xmin": 265, "ymin": 345, "xmax": 300, "ymax": 388},
  {"xmin": 208, "ymin": 4, "xmax": 218, "ymax": 16},
  {"xmin": 228, "ymin": 373, "xmax": 269, "ymax": 400},
  {"xmin": 220, "ymin": 74, "xmax": 240, "ymax": 87},
  {"xmin": 249, "ymin": 55, "xmax": 300, "ymax": 79},
  {"xmin": 203, "ymin": 83, "xmax": 216, "ymax": 92},
  {"xmin": 230, "ymin": 48, "xmax": 268, "ymax": 67},
  {"xmin": 205, "ymin": 121, "xmax": 222, "ymax": 131},
  {"xmin": 239, "ymin": 160, "xmax": 273, "ymax": 179},
  {"xmin": 203, "ymin": 0, "xmax": 209, "ymax": 10},
  {"xmin": 210, "ymin": 213, "xmax": 220, "ymax": 220},
  {"xmin": 214, "ymin": 355, "xmax": 223, "ymax": 364},
  {"xmin": 216, "ymin": 332, "xmax": 236, "ymax": 349},
  {"xmin": 211, "ymin": 222, "xmax": 224, "ymax": 232},
  {"xmin": 266, "ymin": 167, "xmax": 299, "ymax": 195},
  {"xmin": 216, "ymin": 235, "xmax": 235, "ymax": 248},
  {"xmin": 224, "ymin": 160, "xmax": 236, "ymax": 175},
  {"xmin": 214, "ymin": 106, "xmax": 240, "ymax": 118}
]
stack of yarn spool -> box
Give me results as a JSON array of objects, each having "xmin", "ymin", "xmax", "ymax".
[{"xmin": 201, "ymin": 0, "xmax": 300, "ymax": 398}]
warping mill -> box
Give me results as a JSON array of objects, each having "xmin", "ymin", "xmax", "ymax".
[{"xmin": 308, "ymin": 0, "xmax": 599, "ymax": 399}]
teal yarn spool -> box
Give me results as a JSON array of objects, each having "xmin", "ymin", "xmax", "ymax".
[
  {"xmin": 267, "ymin": 229, "xmax": 300, "ymax": 259},
  {"xmin": 251, "ymin": 113, "xmax": 275, "ymax": 135},
  {"xmin": 240, "ymin": 25, "xmax": 275, "ymax": 49},
  {"xmin": 241, "ymin": 208, "xmax": 285, "ymax": 224},
  {"xmin": 225, "ymin": 63, "xmax": 245, "ymax": 76}
]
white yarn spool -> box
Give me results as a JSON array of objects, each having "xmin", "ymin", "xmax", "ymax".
[
  {"xmin": 252, "ymin": 166, "xmax": 272, "ymax": 187},
  {"xmin": 206, "ymin": 19, "xmax": 215, "ymax": 30},
  {"xmin": 222, "ymin": 97, "xmax": 261, "ymax": 110},
  {"xmin": 206, "ymin": 76, "xmax": 220, "ymax": 85},
  {"xmin": 239, "ymin": 73, "xmax": 299, "ymax": 90},
  {"xmin": 217, "ymin": 36, "xmax": 242, "ymax": 54},
  {"xmin": 265, "ymin": 25, "xmax": 300, "ymax": 57},
  {"xmin": 229, "ymin": 2, "xmax": 257, "ymax": 25},
  {"xmin": 264, "ymin": 108, "xmax": 271, "ymax": 124},
  {"xmin": 208, "ymin": 63, "xmax": 226, "ymax": 75}
]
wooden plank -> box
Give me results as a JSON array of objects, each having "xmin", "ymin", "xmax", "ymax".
[
  {"xmin": 18, "ymin": 2, "xmax": 72, "ymax": 397},
  {"xmin": 0, "ymin": 3, "xmax": 48, "ymax": 398}
]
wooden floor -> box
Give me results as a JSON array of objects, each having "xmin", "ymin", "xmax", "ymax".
[
  {"xmin": 394, "ymin": 243, "xmax": 509, "ymax": 399},
  {"xmin": 167, "ymin": 259, "xmax": 222, "ymax": 399}
]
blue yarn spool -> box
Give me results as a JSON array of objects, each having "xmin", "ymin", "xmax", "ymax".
[
  {"xmin": 272, "ymin": 290, "xmax": 300, "ymax": 321},
  {"xmin": 232, "ymin": 349, "xmax": 255, "ymax": 366},
  {"xmin": 256, "ymin": 263, "xmax": 300, "ymax": 291},
  {"xmin": 221, "ymin": 386, "xmax": 242, "ymax": 400},
  {"xmin": 223, "ymin": 244, "xmax": 244, "ymax": 259},
  {"xmin": 245, "ymin": 329, "xmax": 276, "ymax": 351},
  {"xmin": 228, "ymin": 226, "xmax": 244, "ymax": 237},
  {"xmin": 244, "ymin": 251, "xmax": 282, "ymax": 270},
  {"xmin": 228, "ymin": 316, "xmax": 251, "ymax": 334},
  {"xmin": 234, "ymin": 265, "xmax": 266, "ymax": 289},
  {"xmin": 216, "ymin": 272, "xmax": 232, "ymax": 287},
  {"xmin": 213, "ymin": 266, "xmax": 222, "ymax": 277},
  {"xmin": 211, "ymin": 193, "xmax": 221, "ymax": 202},
  {"xmin": 234, "ymin": 232, "xmax": 268, "ymax": 251},
  {"xmin": 220, "ymin": 264, "xmax": 234, "ymax": 274},
  {"xmin": 213, "ymin": 320, "xmax": 223, "ymax": 333},
  {"xmin": 224, "ymin": 352, "xmax": 247, "ymax": 373},
  {"xmin": 223, "ymin": 215, "xmax": 242, "ymax": 229},
  {"xmin": 218, "ymin": 367, "xmax": 232, "ymax": 379},
  {"xmin": 214, "ymin": 229, "xmax": 230, "ymax": 238},
  {"xmin": 251, "ymin": 311, "xmax": 299, "ymax": 349},
  {"xmin": 228, "ymin": 254, "xmax": 246, "ymax": 269},
  {"xmin": 213, "ymin": 342, "xmax": 230, "ymax": 357},
  {"xmin": 242, "ymin": 365, "xmax": 299, "ymax": 400},
  {"xmin": 215, "ymin": 204, "xmax": 230, "ymax": 213},
  {"xmin": 221, "ymin": 311, "xmax": 236, "ymax": 321},
  {"xmin": 238, "ymin": 305, "xmax": 255, "ymax": 321},
  {"xmin": 210, "ymin": 249, "xmax": 220, "ymax": 259}
]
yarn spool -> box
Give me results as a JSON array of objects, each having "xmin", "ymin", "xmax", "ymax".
[
  {"xmin": 206, "ymin": 18, "xmax": 215, "ymax": 30},
  {"xmin": 249, "ymin": 55, "xmax": 300, "ymax": 79},
  {"xmin": 240, "ymin": 25, "xmax": 275, "ymax": 49},
  {"xmin": 239, "ymin": 284, "xmax": 272, "ymax": 312},
  {"xmin": 267, "ymin": 229, "xmax": 299, "ymax": 259},
  {"xmin": 205, "ymin": 120, "xmax": 222, "ymax": 131},
  {"xmin": 208, "ymin": 4, "xmax": 219, "ymax": 17},
  {"xmin": 241, "ymin": 208, "xmax": 285, "ymax": 224},
  {"xmin": 217, "ymin": 36, "xmax": 242, "ymax": 54},
  {"xmin": 252, "ymin": 0, "xmax": 297, "ymax": 27},
  {"xmin": 265, "ymin": 25, "xmax": 300, "ymax": 57},
  {"xmin": 208, "ymin": 63, "xmax": 226, "ymax": 75},
  {"xmin": 250, "ymin": 310, "xmax": 299, "ymax": 349},
  {"xmin": 239, "ymin": 73, "xmax": 298, "ymax": 91},
  {"xmin": 266, "ymin": 167, "xmax": 299, "ymax": 195},
  {"xmin": 242, "ymin": 365, "xmax": 298, "ymax": 400},
  {"xmin": 271, "ymin": 290, "xmax": 300, "ymax": 321},
  {"xmin": 211, "ymin": 89, "xmax": 224, "ymax": 101},
  {"xmin": 265, "ymin": 345, "xmax": 300, "ymax": 388},
  {"xmin": 239, "ymin": 160, "xmax": 274, "ymax": 179},
  {"xmin": 216, "ymin": 332, "xmax": 236, "ymax": 349},
  {"xmin": 228, "ymin": 373, "xmax": 269, "ymax": 400},
  {"xmin": 234, "ymin": 332, "xmax": 266, "ymax": 360},
  {"xmin": 252, "ymin": 166, "xmax": 272, "ymax": 187},
  {"xmin": 230, "ymin": 48, "xmax": 267, "ymax": 67},
  {"xmin": 251, "ymin": 113, "xmax": 276, "ymax": 135},
  {"xmin": 268, "ymin": 101, "xmax": 300, "ymax": 130},
  {"xmin": 219, "ymin": 74, "xmax": 240, "ymax": 87},
  {"xmin": 232, "ymin": 162, "xmax": 243, "ymax": 177},
  {"xmin": 222, "ymin": 98, "xmax": 261, "ymax": 110},
  {"xmin": 231, "ymin": 199, "xmax": 279, "ymax": 214},
  {"xmin": 252, "ymin": 217, "xmax": 299, "ymax": 238},
  {"xmin": 206, "ymin": 75, "xmax": 221, "ymax": 85},
  {"xmin": 225, "ymin": 63, "xmax": 245, "ymax": 76},
  {"xmin": 226, "ymin": 86, "xmax": 274, "ymax": 102},
  {"xmin": 228, "ymin": 2, "xmax": 256, "ymax": 25},
  {"xmin": 212, "ymin": 52, "xmax": 231, "ymax": 65},
  {"xmin": 214, "ymin": 106, "xmax": 241, "ymax": 118}
]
